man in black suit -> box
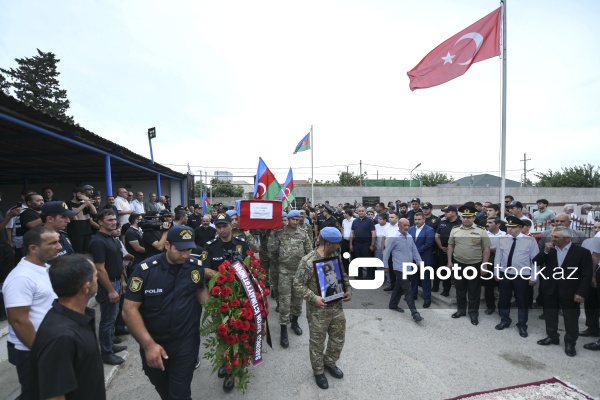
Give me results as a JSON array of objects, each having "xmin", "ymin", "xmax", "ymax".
[{"xmin": 533, "ymin": 226, "xmax": 593, "ymax": 357}]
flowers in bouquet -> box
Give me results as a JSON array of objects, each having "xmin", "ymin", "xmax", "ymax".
[{"xmin": 201, "ymin": 251, "xmax": 270, "ymax": 392}]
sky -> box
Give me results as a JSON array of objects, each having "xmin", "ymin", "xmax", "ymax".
[{"xmin": 2, "ymin": 0, "xmax": 599, "ymax": 185}]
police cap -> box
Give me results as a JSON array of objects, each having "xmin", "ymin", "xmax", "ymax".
[
  {"xmin": 214, "ymin": 213, "xmax": 231, "ymax": 225},
  {"xmin": 441, "ymin": 205, "xmax": 458, "ymax": 213},
  {"xmin": 167, "ymin": 225, "xmax": 197, "ymax": 250},
  {"xmin": 42, "ymin": 201, "xmax": 78, "ymax": 217}
]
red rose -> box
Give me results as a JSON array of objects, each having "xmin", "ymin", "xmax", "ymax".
[
  {"xmin": 263, "ymin": 288, "xmax": 270, "ymax": 297},
  {"xmin": 231, "ymin": 298, "xmax": 241, "ymax": 307},
  {"xmin": 243, "ymin": 358, "xmax": 249, "ymax": 366},
  {"xmin": 232, "ymin": 359, "xmax": 240, "ymax": 367},
  {"xmin": 252, "ymin": 271, "xmax": 258, "ymax": 278},
  {"xmin": 256, "ymin": 292, "xmax": 262, "ymax": 300},
  {"xmin": 243, "ymin": 299, "xmax": 250, "ymax": 306},
  {"xmin": 225, "ymin": 363, "xmax": 232, "ymax": 371},
  {"xmin": 233, "ymin": 320, "xmax": 243, "ymax": 331},
  {"xmin": 226, "ymin": 275, "xmax": 235, "ymax": 282},
  {"xmin": 216, "ymin": 275, "xmax": 226, "ymax": 285},
  {"xmin": 211, "ymin": 286, "xmax": 221, "ymax": 296},
  {"xmin": 225, "ymin": 335, "xmax": 237, "ymax": 345},
  {"xmin": 240, "ymin": 333, "xmax": 249, "ymax": 341},
  {"xmin": 218, "ymin": 324, "xmax": 228, "ymax": 336},
  {"xmin": 221, "ymin": 286, "xmax": 232, "ymax": 297},
  {"xmin": 246, "ymin": 250, "xmax": 254, "ymax": 257},
  {"xmin": 249, "ymin": 322, "xmax": 255, "ymax": 331},
  {"xmin": 242, "ymin": 321, "xmax": 251, "ymax": 331},
  {"xmin": 245, "ymin": 343, "xmax": 251, "ymax": 350},
  {"xmin": 259, "ymin": 280, "xmax": 265, "ymax": 288},
  {"xmin": 220, "ymin": 302, "xmax": 229, "ymax": 313},
  {"xmin": 218, "ymin": 264, "xmax": 228, "ymax": 274}
]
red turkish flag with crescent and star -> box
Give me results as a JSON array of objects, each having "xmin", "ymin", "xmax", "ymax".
[{"xmin": 407, "ymin": 7, "xmax": 501, "ymax": 91}]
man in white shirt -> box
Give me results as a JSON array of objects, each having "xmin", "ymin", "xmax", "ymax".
[
  {"xmin": 114, "ymin": 188, "xmax": 133, "ymax": 226},
  {"xmin": 3, "ymin": 226, "xmax": 61, "ymax": 400},
  {"xmin": 131, "ymin": 191, "xmax": 146, "ymax": 214},
  {"xmin": 382, "ymin": 212, "xmax": 400, "ymax": 290},
  {"xmin": 484, "ymin": 216, "xmax": 507, "ymax": 315},
  {"xmin": 374, "ymin": 213, "xmax": 389, "ymax": 261},
  {"xmin": 340, "ymin": 209, "xmax": 355, "ymax": 275}
]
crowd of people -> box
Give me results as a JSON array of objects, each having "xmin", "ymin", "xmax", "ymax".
[{"xmin": 0, "ymin": 186, "xmax": 599, "ymax": 397}]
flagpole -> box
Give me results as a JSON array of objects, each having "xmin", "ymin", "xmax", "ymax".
[
  {"xmin": 310, "ymin": 125, "xmax": 314, "ymax": 206},
  {"xmin": 500, "ymin": 0, "xmax": 507, "ymax": 219}
]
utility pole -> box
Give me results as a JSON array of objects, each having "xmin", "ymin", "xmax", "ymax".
[
  {"xmin": 359, "ymin": 160, "xmax": 363, "ymax": 186},
  {"xmin": 520, "ymin": 153, "xmax": 531, "ymax": 185}
]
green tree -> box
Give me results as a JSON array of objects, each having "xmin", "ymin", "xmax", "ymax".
[
  {"xmin": 0, "ymin": 49, "xmax": 73, "ymax": 123},
  {"xmin": 0, "ymin": 74, "xmax": 9, "ymax": 95},
  {"xmin": 338, "ymin": 171, "xmax": 368, "ymax": 186},
  {"xmin": 211, "ymin": 179, "xmax": 245, "ymax": 197},
  {"xmin": 413, "ymin": 172, "xmax": 454, "ymax": 187},
  {"xmin": 194, "ymin": 181, "xmax": 208, "ymax": 197},
  {"xmin": 535, "ymin": 164, "xmax": 600, "ymax": 187}
]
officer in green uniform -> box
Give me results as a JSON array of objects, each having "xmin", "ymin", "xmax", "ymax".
[
  {"xmin": 268, "ymin": 209, "xmax": 311, "ymax": 348},
  {"xmin": 263, "ymin": 212, "xmax": 289, "ymax": 313},
  {"xmin": 294, "ymin": 227, "xmax": 351, "ymax": 390},
  {"xmin": 448, "ymin": 204, "xmax": 491, "ymax": 326}
]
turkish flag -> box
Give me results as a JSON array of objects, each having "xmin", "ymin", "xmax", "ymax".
[{"xmin": 407, "ymin": 7, "xmax": 501, "ymax": 91}]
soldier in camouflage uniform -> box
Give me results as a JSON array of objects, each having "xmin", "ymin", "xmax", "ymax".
[
  {"xmin": 294, "ymin": 227, "xmax": 351, "ymax": 390},
  {"xmin": 268, "ymin": 210, "xmax": 310, "ymax": 348},
  {"xmin": 226, "ymin": 210, "xmax": 259, "ymax": 252},
  {"xmin": 264, "ymin": 212, "xmax": 289, "ymax": 312},
  {"xmin": 298, "ymin": 209, "xmax": 314, "ymax": 244}
]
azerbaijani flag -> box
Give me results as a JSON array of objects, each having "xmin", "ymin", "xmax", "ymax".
[
  {"xmin": 293, "ymin": 132, "xmax": 310, "ymax": 154},
  {"xmin": 201, "ymin": 192, "xmax": 211, "ymax": 215},
  {"xmin": 280, "ymin": 168, "xmax": 295, "ymax": 209},
  {"xmin": 254, "ymin": 157, "xmax": 281, "ymax": 200}
]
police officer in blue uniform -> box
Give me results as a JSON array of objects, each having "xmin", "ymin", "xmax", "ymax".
[
  {"xmin": 201, "ymin": 212, "xmax": 249, "ymax": 392},
  {"xmin": 202, "ymin": 213, "xmax": 250, "ymax": 271},
  {"xmin": 123, "ymin": 225, "xmax": 207, "ymax": 400},
  {"xmin": 435, "ymin": 205, "xmax": 462, "ymax": 296}
]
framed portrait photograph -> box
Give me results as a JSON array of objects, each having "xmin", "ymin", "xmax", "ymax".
[{"xmin": 313, "ymin": 256, "xmax": 346, "ymax": 304}]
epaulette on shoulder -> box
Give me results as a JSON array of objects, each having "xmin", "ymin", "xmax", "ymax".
[
  {"xmin": 452, "ymin": 225, "xmax": 461, "ymax": 229},
  {"xmin": 141, "ymin": 259, "xmax": 159, "ymax": 270},
  {"xmin": 188, "ymin": 256, "xmax": 202, "ymax": 266},
  {"xmin": 206, "ymin": 239, "xmax": 217, "ymax": 246}
]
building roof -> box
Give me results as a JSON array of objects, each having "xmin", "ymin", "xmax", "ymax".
[
  {"xmin": 0, "ymin": 93, "xmax": 185, "ymax": 185},
  {"xmin": 452, "ymin": 173, "xmax": 522, "ymax": 187}
]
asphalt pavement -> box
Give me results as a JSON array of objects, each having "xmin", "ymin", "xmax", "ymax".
[{"xmin": 105, "ymin": 284, "xmax": 600, "ymax": 400}]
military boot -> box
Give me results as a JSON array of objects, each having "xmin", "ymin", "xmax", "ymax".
[
  {"xmin": 280, "ymin": 324, "xmax": 289, "ymax": 348},
  {"xmin": 290, "ymin": 315, "xmax": 303, "ymax": 335}
]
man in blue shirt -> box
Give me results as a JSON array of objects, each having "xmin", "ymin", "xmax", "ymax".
[{"xmin": 383, "ymin": 218, "xmax": 424, "ymax": 322}]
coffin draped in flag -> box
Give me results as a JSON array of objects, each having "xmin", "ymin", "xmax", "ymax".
[
  {"xmin": 253, "ymin": 157, "xmax": 281, "ymax": 200},
  {"xmin": 407, "ymin": 7, "xmax": 501, "ymax": 91},
  {"xmin": 279, "ymin": 168, "xmax": 295, "ymax": 208}
]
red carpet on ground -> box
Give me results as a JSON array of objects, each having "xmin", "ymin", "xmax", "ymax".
[{"xmin": 447, "ymin": 377, "xmax": 595, "ymax": 400}]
